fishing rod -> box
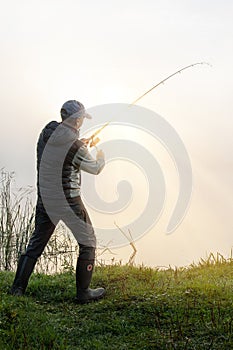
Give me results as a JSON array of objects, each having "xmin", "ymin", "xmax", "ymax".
[
  {"xmin": 131, "ymin": 62, "xmax": 211, "ymax": 105},
  {"xmin": 87, "ymin": 62, "xmax": 211, "ymax": 147}
]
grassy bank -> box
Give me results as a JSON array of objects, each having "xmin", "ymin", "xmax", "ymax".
[{"xmin": 1, "ymin": 261, "xmax": 233, "ymax": 349}]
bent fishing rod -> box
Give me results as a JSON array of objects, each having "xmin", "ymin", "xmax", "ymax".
[{"xmin": 131, "ymin": 62, "xmax": 211, "ymax": 105}]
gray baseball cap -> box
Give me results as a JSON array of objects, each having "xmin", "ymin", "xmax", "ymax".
[{"xmin": 60, "ymin": 100, "xmax": 92, "ymax": 120}]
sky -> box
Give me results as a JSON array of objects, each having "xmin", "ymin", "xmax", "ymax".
[{"xmin": 0, "ymin": 0, "xmax": 233, "ymax": 267}]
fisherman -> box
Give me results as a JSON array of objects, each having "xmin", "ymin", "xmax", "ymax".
[{"xmin": 10, "ymin": 100, "xmax": 106, "ymax": 303}]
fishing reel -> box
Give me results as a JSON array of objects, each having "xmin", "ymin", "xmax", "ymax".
[
  {"xmin": 82, "ymin": 122, "xmax": 110, "ymax": 149},
  {"xmin": 89, "ymin": 137, "xmax": 100, "ymax": 148}
]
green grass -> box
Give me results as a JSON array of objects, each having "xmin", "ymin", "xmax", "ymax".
[{"xmin": 1, "ymin": 260, "xmax": 233, "ymax": 349}]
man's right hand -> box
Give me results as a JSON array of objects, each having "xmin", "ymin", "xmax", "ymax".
[
  {"xmin": 96, "ymin": 149, "xmax": 105, "ymax": 160},
  {"xmin": 80, "ymin": 138, "xmax": 90, "ymax": 146}
]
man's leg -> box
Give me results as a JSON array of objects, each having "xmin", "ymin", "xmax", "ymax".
[
  {"xmin": 64, "ymin": 197, "xmax": 105, "ymax": 303},
  {"xmin": 75, "ymin": 243, "xmax": 105, "ymax": 303},
  {"xmin": 11, "ymin": 201, "xmax": 56, "ymax": 296}
]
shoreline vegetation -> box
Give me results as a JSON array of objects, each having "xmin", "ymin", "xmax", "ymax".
[{"xmin": 1, "ymin": 259, "xmax": 233, "ymax": 349}]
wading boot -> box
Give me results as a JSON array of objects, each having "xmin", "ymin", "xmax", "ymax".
[
  {"xmin": 75, "ymin": 258, "xmax": 105, "ymax": 304},
  {"xmin": 10, "ymin": 255, "xmax": 37, "ymax": 296}
]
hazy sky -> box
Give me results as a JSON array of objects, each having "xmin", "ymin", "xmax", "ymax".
[{"xmin": 1, "ymin": 0, "xmax": 233, "ymax": 267}]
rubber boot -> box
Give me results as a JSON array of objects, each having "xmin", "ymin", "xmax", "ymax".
[
  {"xmin": 75, "ymin": 258, "xmax": 105, "ymax": 304},
  {"xmin": 10, "ymin": 255, "xmax": 37, "ymax": 296}
]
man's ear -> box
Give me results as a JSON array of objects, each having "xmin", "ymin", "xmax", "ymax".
[{"xmin": 61, "ymin": 108, "xmax": 69, "ymax": 119}]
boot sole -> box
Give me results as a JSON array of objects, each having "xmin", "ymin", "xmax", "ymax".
[
  {"xmin": 9, "ymin": 287, "xmax": 24, "ymax": 296},
  {"xmin": 75, "ymin": 291, "xmax": 106, "ymax": 304}
]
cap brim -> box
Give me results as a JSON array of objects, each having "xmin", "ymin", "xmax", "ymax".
[
  {"xmin": 69, "ymin": 111, "xmax": 92, "ymax": 119},
  {"xmin": 84, "ymin": 113, "xmax": 92, "ymax": 119}
]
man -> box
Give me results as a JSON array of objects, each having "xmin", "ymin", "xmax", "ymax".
[{"xmin": 11, "ymin": 100, "xmax": 106, "ymax": 304}]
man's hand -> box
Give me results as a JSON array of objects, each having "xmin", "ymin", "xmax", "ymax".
[
  {"xmin": 96, "ymin": 149, "xmax": 105, "ymax": 160},
  {"xmin": 80, "ymin": 138, "xmax": 90, "ymax": 146}
]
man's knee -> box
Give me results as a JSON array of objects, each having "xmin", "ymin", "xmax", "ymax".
[{"xmin": 78, "ymin": 244, "xmax": 96, "ymax": 260}]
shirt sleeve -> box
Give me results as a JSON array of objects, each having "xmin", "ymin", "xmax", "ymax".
[{"xmin": 72, "ymin": 144, "xmax": 105, "ymax": 175}]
